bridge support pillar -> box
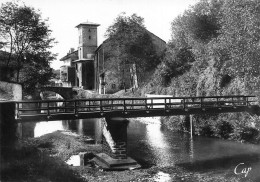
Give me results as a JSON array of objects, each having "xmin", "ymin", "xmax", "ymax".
[
  {"xmin": 102, "ymin": 117, "xmax": 128, "ymax": 159},
  {"xmin": 93, "ymin": 117, "xmax": 140, "ymax": 169},
  {"xmin": 0, "ymin": 102, "xmax": 18, "ymax": 151},
  {"xmin": 190, "ymin": 115, "xmax": 193, "ymax": 138}
]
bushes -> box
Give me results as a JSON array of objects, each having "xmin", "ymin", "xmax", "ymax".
[
  {"xmin": 200, "ymin": 125, "xmax": 214, "ymax": 137},
  {"xmin": 240, "ymin": 127, "xmax": 260, "ymax": 143},
  {"xmin": 161, "ymin": 112, "xmax": 260, "ymax": 144},
  {"xmin": 216, "ymin": 120, "xmax": 234, "ymax": 139},
  {"xmin": 161, "ymin": 116, "xmax": 184, "ymax": 131},
  {"xmin": 194, "ymin": 118, "xmax": 234, "ymax": 139}
]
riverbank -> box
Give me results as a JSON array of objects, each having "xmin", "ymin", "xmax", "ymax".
[{"xmin": 1, "ymin": 130, "xmax": 247, "ymax": 182}]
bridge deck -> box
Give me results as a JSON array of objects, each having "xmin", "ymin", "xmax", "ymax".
[{"xmin": 15, "ymin": 95, "xmax": 258, "ymax": 122}]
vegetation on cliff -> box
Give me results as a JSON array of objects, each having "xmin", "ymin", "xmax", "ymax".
[{"xmin": 139, "ymin": 0, "xmax": 260, "ymax": 143}]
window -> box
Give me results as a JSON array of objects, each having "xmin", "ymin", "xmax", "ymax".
[{"xmin": 89, "ymin": 36, "xmax": 91, "ymax": 39}]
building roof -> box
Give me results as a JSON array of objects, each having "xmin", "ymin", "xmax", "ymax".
[
  {"xmin": 95, "ymin": 28, "xmax": 166, "ymax": 54},
  {"xmin": 72, "ymin": 58, "xmax": 94, "ymax": 63},
  {"xmin": 60, "ymin": 50, "xmax": 78, "ymax": 61},
  {"xmin": 95, "ymin": 39, "xmax": 109, "ymax": 53},
  {"xmin": 76, "ymin": 21, "xmax": 100, "ymax": 28}
]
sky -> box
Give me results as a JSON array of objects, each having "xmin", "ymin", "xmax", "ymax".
[{"xmin": 2, "ymin": 0, "xmax": 199, "ymax": 69}]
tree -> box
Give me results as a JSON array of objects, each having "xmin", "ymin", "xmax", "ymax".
[
  {"xmin": 160, "ymin": 45, "xmax": 195, "ymax": 86},
  {"xmin": 19, "ymin": 51, "xmax": 54, "ymax": 94},
  {"xmin": 105, "ymin": 13, "xmax": 163, "ymax": 87},
  {"xmin": 0, "ymin": 1, "xmax": 56, "ymax": 86}
]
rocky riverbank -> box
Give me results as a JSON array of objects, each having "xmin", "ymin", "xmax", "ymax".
[{"xmin": 1, "ymin": 130, "xmax": 248, "ymax": 182}]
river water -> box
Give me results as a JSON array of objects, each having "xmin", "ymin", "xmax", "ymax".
[{"xmin": 19, "ymin": 117, "xmax": 260, "ymax": 181}]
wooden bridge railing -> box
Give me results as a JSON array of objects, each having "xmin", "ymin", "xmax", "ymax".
[{"xmin": 15, "ymin": 95, "xmax": 257, "ymax": 121}]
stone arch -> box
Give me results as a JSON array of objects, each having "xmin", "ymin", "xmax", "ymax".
[{"xmin": 36, "ymin": 87, "xmax": 74, "ymax": 100}]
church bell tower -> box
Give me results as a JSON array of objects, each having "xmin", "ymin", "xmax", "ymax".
[{"xmin": 74, "ymin": 21, "xmax": 100, "ymax": 89}]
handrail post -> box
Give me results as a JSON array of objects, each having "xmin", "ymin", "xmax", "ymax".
[
  {"xmin": 64, "ymin": 101, "xmax": 67, "ymax": 113},
  {"xmin": 165, "ymin": 98, "xmax": 167, "ymax": 110},
  {"xmin": 74, "ymin": 100, "xmax": 77, "ymax": 115},
  {"xmin": 55, "ymin": 101, "xmax": 57, "ymax": 112},
  {"xmin": 47, "ymin": 102, "xmax": 50, "ymax": 116},
  {"xmin": 16, "ymin": 102, "xmax": 19, "ymax": 119},
  {"xmin": 100, "ymin": 100, "xmax": 103, "ymax": 112},
  {"xmin": 124, "ymin": 99, "xmax": 126, "ymax": 112},
  {"xmin": 183, "ymin": 98, "xmax": 186, "ymax": 110},
  {"xmin": 200, "ymin": 97, "xmax": 203, "ymax": 109}
]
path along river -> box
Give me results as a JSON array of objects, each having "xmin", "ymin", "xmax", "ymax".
[{"xmin": 19, "ymin": 117, "xmax": 260, "ymax": 181}]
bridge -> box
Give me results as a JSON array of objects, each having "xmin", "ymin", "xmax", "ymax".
[
  {"xmin": 2, "ymin": 95, "xmax": 260, "ymax": 169},
  {"xmin": 36, "ymin": 86, "xmax": 75, "ymax": 100},
  {"xmin": 16, "ymin": 95, "xmax": 259, "ymax": 122}
]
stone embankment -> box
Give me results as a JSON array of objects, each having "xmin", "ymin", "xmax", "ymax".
[{"xmin": 0, "ymin": 81, "xmax": 22, "ymax": 101}]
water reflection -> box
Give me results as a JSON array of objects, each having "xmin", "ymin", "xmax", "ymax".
[
  {"xmin": 66, "ymin": 155, "xmax": 80, "ymax": 166},
  {"xmin": 128, "ymin": 118, "xmax": 260, "ymax": 181},
  {"xmin": 189, "ymin": 138, "xmax": 194, "ymax": 162},
  {"xmin": 145, "ymin": 121, "xmax": 172, "ymax": 166},
  {"xmin": 153, "ymin": 172, "xmax": 171, "ymax": 182},
  {"xmin": 34, "ymin": 121, "xmax": 64, "ymax": 137},
  {"xmin": 20, "ymin": 119, "xmax": 102, "ymax": 144}
]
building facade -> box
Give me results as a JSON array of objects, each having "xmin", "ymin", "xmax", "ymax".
[
  {"xmin": 94, "ymin": 30, "xmax": 166, "ymax": 94},
  {"xmin": 60, "ymin": 48, "xmax": 77, "ymax": 87},
  {"xmin": 59, "ymin": 21, "xmax": 166, "ymax": 94}
]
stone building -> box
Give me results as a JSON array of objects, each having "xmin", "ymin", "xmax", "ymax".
[
  {"xmin": 60, "ymin": 21, "xmax": 100, "ymax": 89},
  {"xmin": 95, "ymin": 30, "xmax": 166, "ymax": 94},
  {"xmin": 59, "ymin": 48, "xmax": 77, "ymax": 87},
  {"xmin": 59, "ymin": 21, "xmax": 166, "ymax": 94}
]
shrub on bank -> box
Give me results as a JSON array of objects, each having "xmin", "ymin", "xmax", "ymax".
[
  {"xmin": 239, "ymin": 127, "xmax": 260, "ymax": 144},
  {"xmin": 200, "ymin": 125, "xmax": 214, "ymax": 137},
  {"xmin": 216, "ymin": 120, "xmax": 234, "ymax": 139},
  {"xmin": 161, "ymin": 111, "xmax": 260, "ymax": 144},
  {"xmin": 161, "ymin": 116, "xmax": 184, "ymax": 131}
]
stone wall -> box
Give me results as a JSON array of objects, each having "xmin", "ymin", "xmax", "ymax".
[{"xmin": 0, "ymin": 81, "xmax": 22, "ymax": 100}]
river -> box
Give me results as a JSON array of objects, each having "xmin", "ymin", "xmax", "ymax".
[{"xmin": 19, "ymin": 117, "xmax": 260, "ymax": 181}]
